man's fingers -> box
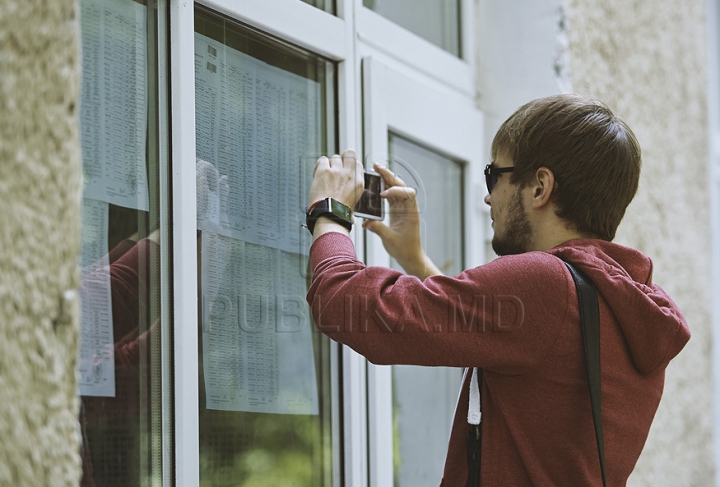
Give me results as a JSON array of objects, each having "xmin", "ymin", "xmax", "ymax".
[
  {"xmin": 362, "ymin": 219, "xmax": 390, "ymax": 238},
  {"xmin": 316, "ymin": 151, "xmax": 360, "ymax": 175},
  {"xmin": 341, "ymin": 150, "xmax": 363, "ymax": 192},
  {"xmin": 329, "ymin": 154, "xmax": 342, "ymax": 168},
  {"xmin": 342, "ymin": 149, "xmax": 359, "ymax": 167},
  {"xmin": 373, "ymin": 162, "xmax": 406, "ymax": 188},
  {"xmin": 313, "ymin": 156, "xmax": 329, "ymax": 177},
  {"xmin": 374, "ymin": 163, "xmax": 398, "ymax": 186},
  {"xmin": 382, "ymin": 185, "xmax": 416, "ymax": 203}
]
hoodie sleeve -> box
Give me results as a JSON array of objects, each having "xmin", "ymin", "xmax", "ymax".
[{"xmin": 307, "ymin": 232, "xmax": 573, "ymax": 374}]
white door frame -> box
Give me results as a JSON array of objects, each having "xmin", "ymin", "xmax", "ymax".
[{"xmin": 361, "ymin": 55, "xmax": 484, "ymax": 487}]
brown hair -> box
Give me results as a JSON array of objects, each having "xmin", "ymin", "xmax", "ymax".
[{"xmin": 491, "ymin": 94, "xmax": 641, "ymax": 241}]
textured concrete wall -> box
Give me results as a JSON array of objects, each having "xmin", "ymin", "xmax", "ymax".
[
  {"xmin": 0, "ymin": 0, "xmax": 82, "ymax": 486},
  {"xmin": 565, "ymin": 0, "xmax": 714, "ymax": 485}
]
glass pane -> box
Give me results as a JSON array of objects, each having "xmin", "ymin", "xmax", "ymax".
[
  {"xmin": 301, "ymin": 0, "xmax": 336, "ymax": 15},
  {"xmin": 364, "ymin": 0, "xmax": 461, "ymax": 57},
  {"xmin": 388, "ymin": 134, "xmax": 464, "ymax": 487},
  {"xmin": 194, "ymin": 7, "xmax": 338, "ymax": 487},
  {"xmin": 388, "ymin": 134, "xmax": 464, "ymax": 276},
  {"xmin": 78, "ymin": 0, "xmax": 169, "ymax": 485}
]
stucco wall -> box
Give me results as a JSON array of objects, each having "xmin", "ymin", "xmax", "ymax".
[
  {"xmin": 0, "ymin": 0, "xmax": 82, "ymax": 486},
  {"xmin": 565, "ymin": 0, "xmax": 714, "ymax": 485}
]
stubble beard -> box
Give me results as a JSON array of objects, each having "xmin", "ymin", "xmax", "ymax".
[{"xmin": 491, "ymin": 187, "xmax": 533, "ymax": 256}]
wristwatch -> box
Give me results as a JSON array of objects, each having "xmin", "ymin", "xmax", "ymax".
[{"xmin": 305, "ymin": 197, "xmax": 353, "ymax": 234}]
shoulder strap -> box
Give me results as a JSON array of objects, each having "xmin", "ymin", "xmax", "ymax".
[{"xmin": 563, "ymin": 261, "xmax": 607, "ymax": 487}]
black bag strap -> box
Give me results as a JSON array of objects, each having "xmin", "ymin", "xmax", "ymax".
[{"xmin": 563, "ymin": 261, "xmax": 607, "ymax": 487}]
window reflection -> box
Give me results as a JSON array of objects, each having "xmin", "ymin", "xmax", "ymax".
[
  {"xmin": 78, "ymin": 0, "xmax": 166, "ymax": 485},
  {"xmin": 194, "ymin": 8, "xmax": 338, "ymax": 486}
]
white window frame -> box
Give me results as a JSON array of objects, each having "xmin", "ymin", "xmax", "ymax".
[
  {"xmin": 361, "ymin": 55, "xmax": 484, "ymax": 487},
  {"xmin": 356, "ymin": 0, "xmax": 475, "ymax": 96},
  {"xmin": 197, "ymin": 0, "xmax": 348, "ymax": 60},
  {"xmin": 170, "ymin": 1, "xmax": 362, "ymax": 486},
  {"xmin": 169, "ymin": 1, "xmax": 482, "ymax": 486},
  {"xmin": 170, "ymin": 2, "xmax": 200, "ymax": 485}
]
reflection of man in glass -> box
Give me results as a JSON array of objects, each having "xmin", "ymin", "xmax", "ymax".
[
  {"xmin": 303, "ymin": 95, "xmax": 690, "ymax": 486},
  {"xmin": 80, "ymin": 160, "xmax": 227, "ymax": 487},
  {"xmin": 79, "ymin": 222, "xmax": 159, "ymax": 487}
]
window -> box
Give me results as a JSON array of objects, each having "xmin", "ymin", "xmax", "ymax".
[
  {"xmin": 388, "ymin": 135, "xmax": 465, "ymax": 486},
  {"xmin": 194, "ymin": 7, "xmax": 338, "ymax": 486},
  {"xmin": 78, "ymin": 0, "xmax": 483, "ymax": 485},
  {"xmin": 357, "ymin": 0, "xmax": 474, "ymax": 95},
  {"xmin": 363, "ymin": 0, "xmax": 461, "ymax": 56},
  {"xmin": 78, "ymin": 0, "xmax": 171, "ymax": 485}
]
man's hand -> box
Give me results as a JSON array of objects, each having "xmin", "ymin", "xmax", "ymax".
[
  {"xmin": 308, "ymin": 149, "xmax": 364, "ymax": 238},
  {"xmin": 363, "ymin": 163, "xmax": 442, "ymax": 279},
  {"xmin": 308, "ymin": 149, "xmax": 364, "ymax": 209}
]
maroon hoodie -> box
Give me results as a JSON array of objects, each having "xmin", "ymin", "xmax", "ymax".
[{"xmin": 307, "ymin": 233, "xmax": 689, "ymax": 486}]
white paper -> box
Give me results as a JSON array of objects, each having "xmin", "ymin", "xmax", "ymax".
[
  {"xmin": 194, "ymin": 34, "xmax": 321, "ymax": 255},
  {"xmin": 78, "ymin": 199, "xmax": 116, "ymax": 397},
  {"xmin": 201, "ymin": 232, "xmax": 319, "ymax": 415},
  {"xmin": 80, "ymin": 0, "xmax": 149, "ymax": 211}
]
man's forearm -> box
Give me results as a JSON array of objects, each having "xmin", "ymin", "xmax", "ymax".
[
  {"xmin": 311, "ymin": 217, "xmax": 441, "ymax": 280},
  {"xmin": 311, "ymin": 216, "xmax": 351, "ymax": 241},
  {"xmin": 396, "ymin": 252, "xmax": 443, "ymax": 280}
]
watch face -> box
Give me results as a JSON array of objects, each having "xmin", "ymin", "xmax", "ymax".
[{"xmin": 330, "ymin": 199, "xmax": 352, "ymax": 222}]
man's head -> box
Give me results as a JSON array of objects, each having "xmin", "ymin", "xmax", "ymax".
[{"xmin": 490, "ymin": 94, "xmax": 642, "ymax": 247}]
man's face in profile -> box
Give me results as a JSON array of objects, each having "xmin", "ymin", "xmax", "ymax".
[{"xmin": 487, "ymin": 154, "xmax": 532, "ymax": 256}]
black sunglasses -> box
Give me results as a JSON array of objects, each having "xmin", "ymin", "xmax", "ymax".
[{"xmin": 484, "ymin": 164, "xmax": 515, "ymax": 194}]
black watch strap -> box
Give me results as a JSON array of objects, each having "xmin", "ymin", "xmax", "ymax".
[{"xmin": 306, "ymin": 198, "xmax": 353, "ymax": 234}]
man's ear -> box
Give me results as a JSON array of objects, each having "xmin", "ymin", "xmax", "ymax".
[{"xmin": 529, "ymin": 167, "xmax": 555, "ymax": 209}]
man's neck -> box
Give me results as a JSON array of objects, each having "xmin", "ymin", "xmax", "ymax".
[
  {"xmin": 529, "ymin": 223, "xmax": 588, "ymax": 252},
  {"xmin": 524, "ymin": 198, "xmax": 595, "ymax": 252}
]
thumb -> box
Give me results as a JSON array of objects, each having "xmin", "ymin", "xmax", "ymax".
[{"xmin": 363, "ymin": 219, "xmax": 390, "ymax": 239}]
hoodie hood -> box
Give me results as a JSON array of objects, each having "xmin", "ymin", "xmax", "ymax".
[{"xmin": 547, "ymin": 239, "xmax": 690, "ymax": 375}]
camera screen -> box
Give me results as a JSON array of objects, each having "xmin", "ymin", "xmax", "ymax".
[{"xmin": 354, "ymin": 172, "xmax": 383, "ymax": 218}]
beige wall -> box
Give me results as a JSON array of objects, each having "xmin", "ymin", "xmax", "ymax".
[
  {"xmin": 0, "ymin": 0, "xmax": 82, "ymax": 486},
  {"xmin": 565, "ymin": 0, "xmax": 714, "ymax": 485}
]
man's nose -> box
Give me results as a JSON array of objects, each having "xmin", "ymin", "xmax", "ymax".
[{"xmin": 483, "ymin": 193, "xmax": 491, "ymax": 206}]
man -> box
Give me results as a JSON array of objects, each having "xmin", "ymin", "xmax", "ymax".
[{"xmin": 305, "ymin": 94, "xmax": 690, "ymax": 486}]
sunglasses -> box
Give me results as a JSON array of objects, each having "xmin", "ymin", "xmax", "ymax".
[{"xmin": 484, "ymin": 164, "xmax": 515, "ymax": 194}]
